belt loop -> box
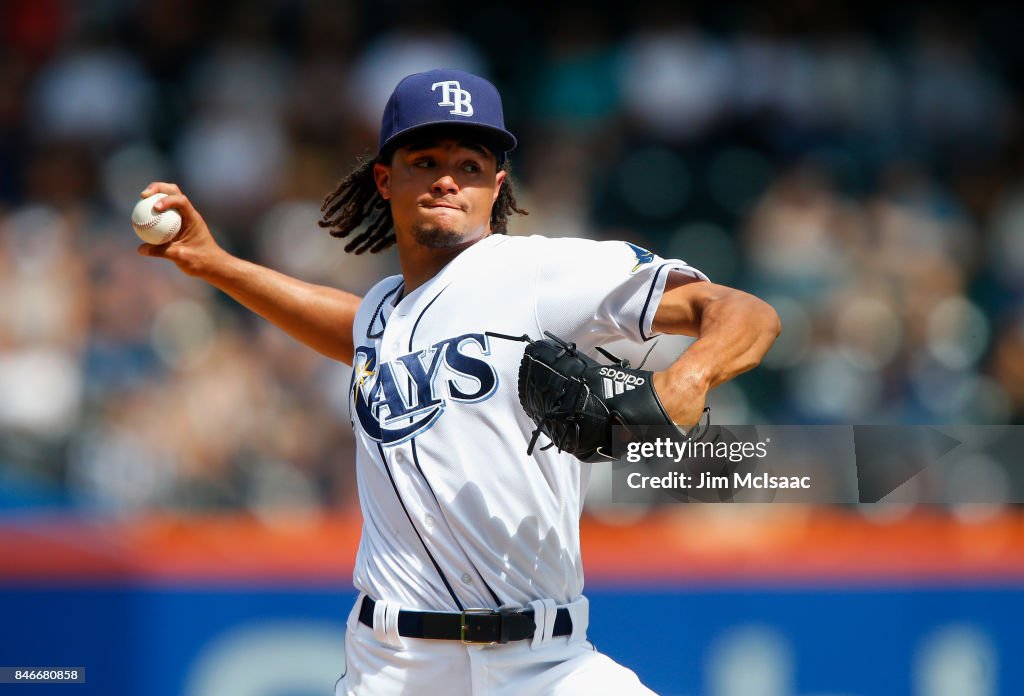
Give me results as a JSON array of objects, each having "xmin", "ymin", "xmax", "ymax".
[
  {"xmin": 568, "ymin": 596, "xmax": 589, "ymax": 642},
  {"xmin": 373, "ymin": 599, "xmax": 405, "ymax": 649},
  {"xmin": 527, "ymin": 598, "xmax": 557, "ymax": 649}
]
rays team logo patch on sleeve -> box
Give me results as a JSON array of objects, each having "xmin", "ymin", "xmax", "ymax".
[
  {"xmin": 625, "ymin": 242, "xmax": 655, "ymax": 272},
  {"xmin": 351, "ymin": 334, "xmax": 498, "ymax": 445}
]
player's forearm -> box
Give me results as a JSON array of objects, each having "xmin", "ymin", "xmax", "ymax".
[
  {"xmin": 670, "ymin": 291, "xmax": 780, "ymax": 389},
  {"xmin": 134, "ymin": 182, "xmax": 360, "ymax": 363},
  {"xmin": 199, "ymin": 253, "xmax": 360, "ymax": 364},
  {"xmin": 654, "ymin": 290, "xmax": 780, "ymax": 425}
]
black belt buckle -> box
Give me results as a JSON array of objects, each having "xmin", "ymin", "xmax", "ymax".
[{"xmin": 460, "ymin": 608, "xmax": 499, "ymax": 645}]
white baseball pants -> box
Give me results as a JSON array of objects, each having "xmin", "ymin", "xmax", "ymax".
[{"xmin": 334, "ymin": 593, "xmax": 658, "ymax": 696}]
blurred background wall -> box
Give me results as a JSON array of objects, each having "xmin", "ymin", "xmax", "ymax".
[{"xmin": 1, "ymin": 1, "xmax": 1023, "ymax": 695}]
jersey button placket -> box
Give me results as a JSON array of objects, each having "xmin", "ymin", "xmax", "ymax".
[{"xmin": 384, "ymin": 316, "xmax": 403, "ymax": 356}]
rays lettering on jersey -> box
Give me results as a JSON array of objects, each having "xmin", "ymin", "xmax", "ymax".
[{"xmin": 351, "ymin": 333, "xmax": 498, "ymax": 445}]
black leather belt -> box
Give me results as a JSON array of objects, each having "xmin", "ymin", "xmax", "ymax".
[{"xmin": 358, "ymin": 596, "xmax": 573, "ymax": 644}]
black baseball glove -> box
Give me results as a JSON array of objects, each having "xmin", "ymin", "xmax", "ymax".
[{"xmin": 515, "ymin": 332, "xmax": 696, "ymax": 462}]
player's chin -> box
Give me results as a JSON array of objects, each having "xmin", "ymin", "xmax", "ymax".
[{"xmin": 411, "ymin": 222, "xmax": 473, "ymax": 249}]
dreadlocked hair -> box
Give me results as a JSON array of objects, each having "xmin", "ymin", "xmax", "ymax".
[{"xmin": 318, "ymin": 156, "xmax": 528, "ymax": 255}]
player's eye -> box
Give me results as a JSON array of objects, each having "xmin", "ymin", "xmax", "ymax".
[
  {"xmin": 462, "ymin": 161, "xmax": 481, "ymax": 174},
  {"xmin": 412, "ymin": 158, "xmax": 435, "ymax": 168}
]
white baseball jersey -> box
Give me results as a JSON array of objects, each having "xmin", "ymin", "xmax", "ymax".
[{"xmin": 348, "ymin": 234, "xmax": 707, "ymax": 612}]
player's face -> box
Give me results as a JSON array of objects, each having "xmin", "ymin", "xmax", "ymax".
[{"xmin": 374, "ymin": 138, "xmax": 507, "ymax": 250}]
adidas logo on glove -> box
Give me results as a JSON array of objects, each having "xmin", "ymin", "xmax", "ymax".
[{"xmin": 599, "ymin": 367, "xmax": 646, "ymax": 398}]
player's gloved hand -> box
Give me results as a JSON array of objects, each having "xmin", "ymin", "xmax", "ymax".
[
  {"xmin": 515, "ymin": 332, "xmax": 708, "ymax": 463},
  {"xmin": 135, "ymin": 182, "xmax": 229, "ymax": 277}
]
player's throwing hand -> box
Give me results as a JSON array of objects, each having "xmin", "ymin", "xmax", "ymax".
[{"xmin": 135, "ymin": 182, "xmax": 228, "ymax": 278}]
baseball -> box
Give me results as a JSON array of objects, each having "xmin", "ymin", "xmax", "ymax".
[{"xmin": 132, "ymin": 193, "xmax": 182, "ymax": 245}]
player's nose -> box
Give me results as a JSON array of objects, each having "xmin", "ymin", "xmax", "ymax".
[{"xmin": 431, "ymin": 174, "xmax": 459, "ymax": 195}]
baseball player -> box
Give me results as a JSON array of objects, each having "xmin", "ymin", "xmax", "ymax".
[{"xmin": 138, "ymin": 69, "xmax": 780, "ymax": 695}]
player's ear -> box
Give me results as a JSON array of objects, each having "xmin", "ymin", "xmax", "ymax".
[
  {"xmin": 373, "ymin": 162, "xmax": 391, "ymax": 200},
  {"xmin": 492, "ymin": 168, "xmax": 507, "ymax": 205}
]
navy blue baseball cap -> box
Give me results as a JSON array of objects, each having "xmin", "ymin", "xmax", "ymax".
[{"xmin": 378, "ymin": 69, "xmax": 517, "ymax": 160}]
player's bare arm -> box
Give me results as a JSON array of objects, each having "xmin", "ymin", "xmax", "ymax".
[
  {"xmin": 651, "ymin": 272, "xmax": 782, "ymax": 427},
  {"xmin": 136, "ymin": 182, "xmax": 361, "ymax": 365}
]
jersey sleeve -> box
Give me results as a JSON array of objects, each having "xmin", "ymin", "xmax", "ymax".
[{"xmin": 533, "ymin": 238, "xmax": 709, "ymax": 347}]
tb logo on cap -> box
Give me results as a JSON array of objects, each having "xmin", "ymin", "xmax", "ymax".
[{"xmin": 432, "ymin": 80, "xmax": 474, "ymax": 116}]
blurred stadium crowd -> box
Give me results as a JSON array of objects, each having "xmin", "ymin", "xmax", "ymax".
[{"xmin": 1, "ymin": 0, "xmax": 1023, "ymax": 515}]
